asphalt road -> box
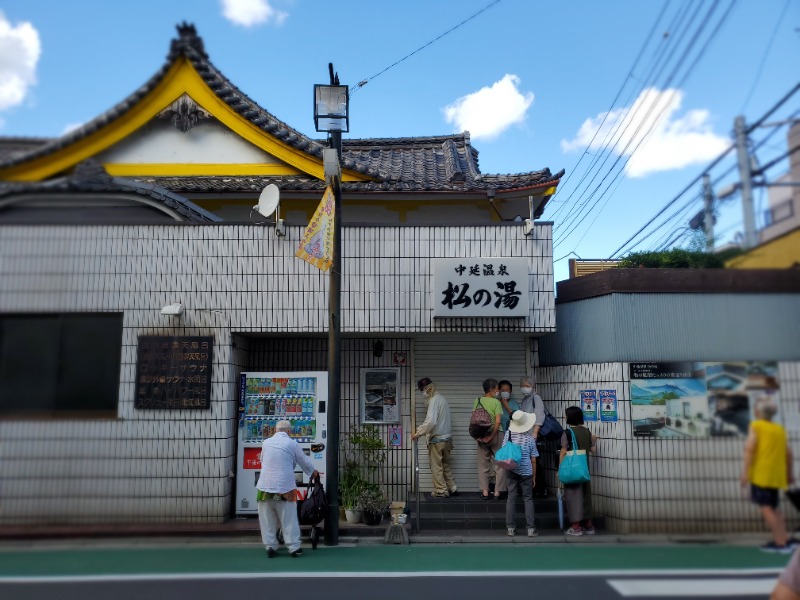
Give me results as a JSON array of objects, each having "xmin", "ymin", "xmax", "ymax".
[
  {"xmin": 0, "ymin": 572, "xmax": 782, "ymax": 600},
  {"xmin": 0, "ymin": 540, "xmax": 790, "ymax": 600}
]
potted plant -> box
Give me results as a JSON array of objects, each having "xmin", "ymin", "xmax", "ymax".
[
  {"xmin": 340, "ymin": 425, "xmax": 387, "ymax": 524},
  {"xmin": 358, "ymin": 484, "xmax": 388, "ymax": 526},
  {"xmin": 340, "ymin": 459, "xmax": 366, "ymax": 523}
]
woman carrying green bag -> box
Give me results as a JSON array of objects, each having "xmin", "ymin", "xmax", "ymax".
[{"xmin": 559, "ymin": 406, "xmax": 597, "ymax": 536}]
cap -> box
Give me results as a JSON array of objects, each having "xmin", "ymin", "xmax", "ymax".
[{"xmin": 417, "ymin": 377, "xmax": 432, "ymax": 391}]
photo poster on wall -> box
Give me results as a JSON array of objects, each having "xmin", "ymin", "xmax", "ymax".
[
  {"xmin": 388, "ymin": 425, "xmax": 402, "ymax": 447},
  {"xmin": 361, "ymin": 367, "xmax": 401, "ymax": 424},
  {"xmin": 630, "ymin": 361, "xmax": 780, "ymax": 439},
  {"xmin": 599, "ymin": 389, "xmax": 618, "ymax": 422},
  {"xmin": 580, "ymin": 389, "xmax": 598, "ymax": 421}
]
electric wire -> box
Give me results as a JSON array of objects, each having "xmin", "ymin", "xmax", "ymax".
[
  {"xmin": 351, "ymin": 0, "xmax": 502, "ymax": 95},
  {"xmin": 555, "ymin": 0, "xmax": 730, "ymax": 250},
  {"xmin": 548, "ymin": 1, "xmax": 673, "ymax": 221},
  {"xmin": 554, "ymin": 0, "xmax": 727, "ymax": 245},
  {"xmin": 739, "ymin": 0, "xmax": 792, "ymax": 114},
  {"xmin": 551, "ymin": 0, "xmax": 693, "ymax": 226},
  {"xmin": 636, "ymin": 108, "xmax": 799, "ymax": 252},
  {"xmin": 608, "ymin": 88, "xmax": 799, "ymax": 258}
]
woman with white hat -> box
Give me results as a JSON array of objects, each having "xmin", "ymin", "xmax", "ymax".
[{"xmin": 504, "ymin": 410, "xmax": 539, "ymax": 537}]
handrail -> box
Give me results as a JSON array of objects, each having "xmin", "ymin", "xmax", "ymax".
[{"xmin": 413, "ymin": 438, "xmax": 420, "ymax": 533}]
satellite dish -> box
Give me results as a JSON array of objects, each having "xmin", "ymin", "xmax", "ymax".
[{"xmin": 254, "ymin": 184, "xmax": 280, "ymax": 218}]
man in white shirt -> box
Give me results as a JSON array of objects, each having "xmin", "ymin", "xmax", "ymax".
[
  {"xmin": 412, "ymin": 377, "xmax": 458, "ymax": 498},
  {"xmin": 256, "ymin": 419, "xmax": 318, "ymax": 558}
]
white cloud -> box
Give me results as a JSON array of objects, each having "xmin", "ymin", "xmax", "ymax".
[
  {"xmin": 61, "ymin": 122, "xmax": 83, "ymax": 135},
  {"xmin": 561, "ymin": 87, "xmax": 729, "ymax": 178},
  {"xmin": 220, "ymin": 0, "xmax": 288, "ymax": 27},
  {"xmin": 443, "ymin": 74, "xmax": 534, "ymax": 141},
  {"xmin": 0, "ymin": 11, "xmax": 40, "ymax": 112}
]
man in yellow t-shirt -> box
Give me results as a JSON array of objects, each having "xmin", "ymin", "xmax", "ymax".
[{"xmin": 741, "ymin": 396, "xmax": 795, "ymax": 553}]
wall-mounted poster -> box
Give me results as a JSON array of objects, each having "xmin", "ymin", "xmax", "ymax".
[
  {"xmin": 361, "ymin": 368, "xmax": 400, "ymax": 424},
  {"xmin": 630, "ymin": 362, "xmax": 779, "ymax": 438},
  {"xmin": 388, "ymin": 425, "xmax": 403, "ymax": 447},
  {"xmin": 706, "ymin": 362, "xmax": 780, "ymax": 437},
  {"xmin": 580, "ymin": 390, "xmax": 598, "ymax": 421},
  {"xmin": 599, "ymin": 390, "xmax": 618, "ymax": 422}
]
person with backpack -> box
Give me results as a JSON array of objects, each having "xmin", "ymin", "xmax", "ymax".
[{"xmin": 472, "ymin": 378, "xmax": 506, "ymax": 500}]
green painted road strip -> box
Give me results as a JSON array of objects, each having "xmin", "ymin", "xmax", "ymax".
[{"xmin": 0, "ymin": 545, "xmax": 791, "ymax": 578}]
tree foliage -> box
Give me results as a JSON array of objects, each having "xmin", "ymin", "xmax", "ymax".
[{"xmin": 617, "ymin": 249, "xmax": 729, "ymax": 269}]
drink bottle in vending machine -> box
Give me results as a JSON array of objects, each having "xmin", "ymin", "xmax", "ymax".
[{"xmin": 235, "ymin": 371, "xmax": 328, "ymax": 515}]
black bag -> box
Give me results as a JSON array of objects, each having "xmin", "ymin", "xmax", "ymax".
[
  {"xmin": 469, "ymin": 398, "xmax": 494, "ymax": 440},
  {"xmin": 539, "ymin": 409, "xmax": 564, "ymax": 441},
  {"xmin": 298, "ymin": 474, "xmax": 328, "ymax": 526}
]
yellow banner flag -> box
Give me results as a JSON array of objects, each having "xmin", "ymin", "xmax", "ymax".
[{"xmin": 295, "ymin": 185, "xmax": 335, "ymax": 272}]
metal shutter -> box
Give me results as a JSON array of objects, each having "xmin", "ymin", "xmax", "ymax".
[{"xmin": 413, "ymin": 335, "xmax": 528, "ymax": 492}]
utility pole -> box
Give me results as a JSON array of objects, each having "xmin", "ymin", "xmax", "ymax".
[
  {"xmin": 734, "ymin": 115, "xmax": 758, "ymax": 249},
  {"xmin": 702, "ymin": 174, "xmax": 714, "ymax": 250}
]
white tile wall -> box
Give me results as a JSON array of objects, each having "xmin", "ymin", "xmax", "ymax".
[
  {"xmin": 536, "ymin": 361, "xmax": 800, "ymax": 534},
  {"xmin": 1, "ymin": 224, "xmax": 552, "ymax": 524}
]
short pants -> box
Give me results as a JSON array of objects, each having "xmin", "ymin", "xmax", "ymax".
[{"xmin": 750, "ymin": 484, "xmax": 779, "ymax": 509}]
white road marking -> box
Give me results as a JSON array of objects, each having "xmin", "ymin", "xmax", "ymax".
[
  {"xmin": 0, "ymin": 569, "xmax": 784, "ymax": 585},
  {"xmin": 608, "ymin": 577, "xmax": 778, "ymax": 597}
]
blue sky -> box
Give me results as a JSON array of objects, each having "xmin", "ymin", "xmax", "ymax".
[{"xmin": 1, "ymin": 0, "xmax": 797, "ymax": 283}]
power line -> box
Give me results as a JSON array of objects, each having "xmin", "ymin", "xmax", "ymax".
[
  {"xmin": 351, "ymin": 0, "xmax": 502, "ymax": 94},
  {"xmin": 556, "ymin": 0, "xmax": 731, "ymax": 249},
  {"xmin": 554, "ymin": 0, "xmax": 731, "ymax": 246},
  {"xmin": 548, "ymin": 1, "xmax": 672, "ymax": 222},
  {"xmin": 608, "ymin": 82, "xmax": 800, "ymax": 258},
  {"xmin": 739, "ymin": 0, "xmax": 792, "ymax": 114}
]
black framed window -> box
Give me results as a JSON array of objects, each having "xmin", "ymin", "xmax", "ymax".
[{"xmin": 0, "ymin": 313, "xmax": 123, "ymax": 417}]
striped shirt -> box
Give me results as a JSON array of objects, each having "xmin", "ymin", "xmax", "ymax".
[{"xmin": 509, "ymin": 431, "xmax": 539, "ymax": 477}]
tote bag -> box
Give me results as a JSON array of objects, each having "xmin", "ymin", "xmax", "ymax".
[
  {"xmin": 469, "ymin": 399, "xmax": 494, "ymax": 440},
  {"xmin": 494, "ymin": 431, "xmax": 522, "ymax": 471},
  {"xmin": 558, "ymin": 427, "xmax": 590, "ymax": 484}
]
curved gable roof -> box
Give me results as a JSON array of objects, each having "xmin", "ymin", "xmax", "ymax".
[
  {"xmin": 0, "ymin": 23, "xmax": 380, "ymax": 183},
  {"xmin": 0, "ymin": 23, "xmax": 562, "ymax": 209}
]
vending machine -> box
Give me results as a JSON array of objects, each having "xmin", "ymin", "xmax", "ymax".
[{"xmin": 235, "ymin": 371, "xmax": 328, "ymax": 516}]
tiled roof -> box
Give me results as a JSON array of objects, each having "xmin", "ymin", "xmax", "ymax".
[
  {"xmin": 0, "ymin": 160, "xmax": 221, "ymax": 223},
  {"xmin": 0, "ymin": 137, "xmax": 51, "ymax": 163},
  {"xmin": 0, "ymin": 23, "xmax": 563, "ymax": 200}
]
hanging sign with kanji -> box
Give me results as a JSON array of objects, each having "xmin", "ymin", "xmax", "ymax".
[
  {"xmin": 432, "ymin": 257, "xmax": 529, "ymax": 317},
  {"xmin": 296, "ymin": 185, "xmax": 335, "ymax": 272}
]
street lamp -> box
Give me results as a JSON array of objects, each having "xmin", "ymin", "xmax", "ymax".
[{"xmin": 314, "ymin": 64, "xmax": 347, "ymax": 547}]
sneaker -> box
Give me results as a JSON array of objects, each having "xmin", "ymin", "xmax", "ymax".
[
  {"xmin": 761, "ymin": 542, "xmax": 794, "ymax": 554},
  {"xmin": 507, "ymin": 527, "xmax": 516, "ymax": 537},
  {"xmin": 430, "ymin": 491, "xmax": 449, "ymax": 498},
  {"xmin": 582, "ymin": 527, "xmax": 596, "ymax": 535},
  {"xmin": 527, "ymin": 528, "xmax": 538, "ymax": 537},
  {"xmin": 266, "ymin": 547, "xmax": 278, "ymax": 558},
  {"xmin": 290, "ymin": 549, "xmax": 303, "ymax": 558},
  {"xmin": 448, "ymin": 490, "xmax": 459, "ymax": 497},
  {"xmin": 565, "ymin": 527, "xmax": 583, "ymax": 537}
]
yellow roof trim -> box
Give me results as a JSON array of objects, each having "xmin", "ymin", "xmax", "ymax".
[
  {"xmin": 0, "ymin": 57, "xmax": 373, "ymax": 183},
  {"xmin": 106, "ymin": 163, "xmax": 305, "ymax": 177}
]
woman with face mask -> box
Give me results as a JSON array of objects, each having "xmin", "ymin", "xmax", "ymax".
[
  {"xmin": 519, "ymin": 377, "xmax": 544, "ymax": 441},
  {"xmin": 520, "ymin": 376, "xmax": 547, "ymax": 496}
]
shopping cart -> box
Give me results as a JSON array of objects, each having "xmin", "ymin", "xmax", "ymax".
[{"xmin": 277, "ymin": 474, "xmax": 327, "ymax": 549}]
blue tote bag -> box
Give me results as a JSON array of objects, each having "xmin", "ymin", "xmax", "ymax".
[
  {"xmin": 494, "ymin": 431, "xmax": 522, "ymax": 471},
  {"xmin": 558, "ymin": 427, "xmax": 590, "ymax": 484}
]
